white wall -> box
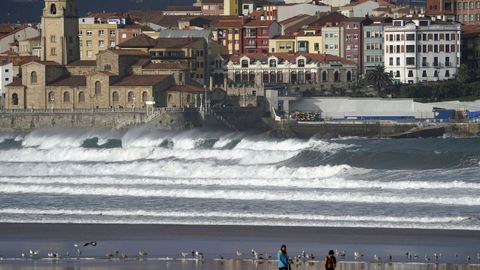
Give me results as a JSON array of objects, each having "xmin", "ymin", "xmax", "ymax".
[
  {"xmin": 0, "ymin": 27, "xmax": 40, "ymax": 54},
  {"xmin": 0, "ymin": 62, "xmax": 13, "ymax": 97},
  {"xmin": 287, "ymin": 97, "xmax": 480, "ymax": 119}
]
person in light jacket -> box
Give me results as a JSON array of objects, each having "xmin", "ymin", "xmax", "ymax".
[{"xmin": 277, "ymin": 244, "xmax": 290, "ymax": 270}]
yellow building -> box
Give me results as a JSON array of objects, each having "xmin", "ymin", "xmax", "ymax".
[
  {"xmin": 78, "ymin": 17, "xmax": 118, "ymax": 60},
  {"xmin": 270, "ymin": 31, "xmax": 323, "ymax": 54},
  {"xmin": 224, "ymin": 0, "xmax": 240, "ymax": 16},
  {"xmin": 269, "ymin": 36, "xmax": 295, "ymax": 53}
]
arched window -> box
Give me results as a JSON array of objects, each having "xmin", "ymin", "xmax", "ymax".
[
  {"xmin": 11, "ymin": 93, "xmax": 18, "ymax": 105},
  {"xmin": 334, "ymin": 71, "xmax": 340, "ymax": 82},
  {"xmin": 445, "ymin": 70, "xmax": 450, "ymax": 77},
  {"xmin": 94, "ymin": 81, "xmax": 101, "ymax": 95},
  {"xmin": 434, "ymin": 70, "xmax": 438, "ymax": 77},
  {"xmin": 168, "ymin": 94, "xmax": 173, "ymax": 103},
  {"xmin": 142, "ymin": 91, "xmax": 148, "ymax": 103},
  {"xmin": 396, "ymin": 71, "xmax": 400, "ymax": 77},
  {"xmin": 104, "ymin": 64, "xmax": 112, "ymax": 71},
  {"xmin": 31, "ymin": 71, "xmax": 37, "ymax": 84},
  {"xmin": 48, "ymin": 92, "xmax": 55, "ymax": 103},
  {"xmin": 187, "ymin": 94, "xmax": 191, "ymax": 103},
  {"xmin": 78, "ymin": 92, "xmax": 85, "ymax": 103},
  {"xmin": 128, "ymin": 91, "xmax": 134, "ymax": 103},
  {"xmin": 297, "ymin": 59, "xmax": 305, "ymax": 67},
  {"xmin": 50, "ymin": 3, "xmax": 57, "ymax": 15},
  {"xmin": 347, "ymin": 71, "xmax": 352, "ymax": 82},
  {"xmin": 112, "ymin": 91, "xmax": 119, "ymax": 102},
  {"xmin": 241, "ymin": 59, "xmax": 249, "ymax": 68},
  {"xmin": 269, "ymin": 59, "xmax": 276, "ymax": 67},
  {"xmin": 322, "ymin": 71, "xmax": 327, "ymax": 81},
  {"xmin": 63, "ymin": 92, "xmax": 70, "ymax": 103}
]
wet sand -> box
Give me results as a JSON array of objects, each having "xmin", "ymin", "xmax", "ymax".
[{"xmin": 0, "ymin": 224, "xmax": 479, "ymax": 269}]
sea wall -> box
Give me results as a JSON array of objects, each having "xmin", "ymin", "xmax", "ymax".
[{"xmin": 0, "ymin": 111, "xmax": 202, "ymax": 132}]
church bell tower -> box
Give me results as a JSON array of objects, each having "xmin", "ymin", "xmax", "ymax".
[{"xmin": 41, "ymin": 0, "xmax": 80, "ymax": 64}]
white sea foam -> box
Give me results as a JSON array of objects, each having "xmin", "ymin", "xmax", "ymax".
[
  {"xmin": 1, "ymin": 176, "xmax": 480, "ymax": 191},
  {"xmin": 1, "ymin": 184, "xmax": 479, "ymax": 206}
]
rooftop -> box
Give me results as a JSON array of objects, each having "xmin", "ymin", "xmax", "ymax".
[
  {"xmin": 112, "ymin": 75, "xmax": 171, "ymax": 86},
  {"xmin": 48, "ymin": 76, "xmax": 87, "ymax": 87},
  {"xmin": 229, "ymin": 52, "xmax": 356, "ymax": 65}
]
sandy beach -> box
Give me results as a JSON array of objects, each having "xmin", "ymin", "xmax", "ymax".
[{"xmin": 0, "ymin": 223, "xmax": 479, "ymax": 269}]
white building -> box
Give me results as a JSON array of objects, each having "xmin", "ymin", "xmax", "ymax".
[
  {"xmin": 0, "ymin": 61, "xmax": 13, "ymax": 98},
  {"xmin": 384, "ymin": 14, "xmax": 461, "ymax": 84}
]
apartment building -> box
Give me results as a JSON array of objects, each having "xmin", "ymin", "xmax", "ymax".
[
  {"xmin": 363, "ymin": 18, "xmax": 387, "ymax": 74},
  {"xmin": 322, "ymin": 26, "xmax": 344, "ymax": 57},
  {"xmin": 427, "ymin": 0, "xmax": 480, "ymax": 23},
  {"xmin": 243, "ymin": 19, "xmax": 281, "ymax": 54},
  {"xmin": 384, "ymin": 15, "xmax": 461, "ymax": 84},
  {"xmin": 78, "ymin": 15, "xmax": 122, "ymax": 60},
  {"xmin": 342, "ymin": 18, "xmax": 363, "ymax": 72},
  {"xmin": 216, "ymin": 17, "xmax": 245, "ymax": 54}
]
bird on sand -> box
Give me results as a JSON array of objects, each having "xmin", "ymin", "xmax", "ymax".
[
  {"xmin": 181, "ymin": 252, "xmax": 189, "ymax": 258},
  {"xmin": 138, "ymin": 251, "xmax": 148, "ymax": 258},
  {"xmin": 354, "ymin": 251, "xmax": 363, "ymax": 259},
  {"xmin": 236, "ymin": 250, "xmax": 242, "ymax": 257},
  {"xmin": 251, "ymin": 249, "xmax": 263, "ymax": 260},
  {"xmin": 373, "ymin": 254, "xmax": 381, "ymax": 263}
]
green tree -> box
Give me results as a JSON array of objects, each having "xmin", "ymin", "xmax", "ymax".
[
  {"xmin": 457, "ymin": 64, "xmax": 471, "ymax": 83},
  {"xmin": 365, "ymin": 65, "xmax": 393, "ymax": 95}
]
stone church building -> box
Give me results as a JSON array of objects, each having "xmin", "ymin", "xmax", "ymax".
[{"xmin": 5, "ymin": 0, "xmax": 206, "ymax": 110}]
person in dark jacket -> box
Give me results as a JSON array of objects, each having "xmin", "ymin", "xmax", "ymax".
[
  {"xmin": 277, "ymin": 244, "xmax": 289, "ymax": 270},
  {"xmin": 325, "ymin": 250, "xmax": 337, "ymax": 270}
]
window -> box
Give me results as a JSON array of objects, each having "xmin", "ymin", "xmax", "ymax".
[
  {"xmin": 104, "ymin": 64, "xmax": 112, "ymax": 71},
  {"xmin": 99, "ymin": 40, "xmax": 105, "ymax": 48},
  {"xmin": 11, "ymin": 93, "xmax": 18, "ymax": 105},
  {"xmin": 408, "ymin": 70, "xmax": 413, "ymax": 77},
  {"xmin": 122, "ymin": 33, "xmax": 127, "ymax": 39},
  {"xmin": 445, "ymin": 57, "xmax": 450, "ymax": 66},
  {"xmin": 86, "ymin": 31, "xmax": 93, "ymax": 37},
  {"xmin": 48, "ymin": 92, "xmax": 55, "ymax": 103},
  {"xmin": 186, "ymin": 94, "xmax": 191, "ymax": 103},
  {"xmin": 389, "ymin": 57, "xmax": 393, "ymax": 66},
  {"xmin": 406, "ymin": 33, "xmax": 415, "ymax": 40},
  {"xmin": 78, "ymin": 92, "xmax": 85, "ymax": 103},
  {"xmin": 63, "ymin": 92, "xmax": 70, "ymax": 103},
  {"xmin": 396, "ymin": 57, "xmax": 400, "ymax": 66},
  {"xmin": 314, "ymin": 43, "xmax": 319, "ymax": 51},
  {"xmin": 110, "ymin": 30, "xmax": 116, "ymax": 36},
  {"xmin": 334, "ymin": 71, "xmax": 340, "ymax": 82},
  {"xmin": 51, "ymin": 48, "xmax": 56, "ymax": 56},
  {"xmin": 406, "ymin": 57, "xmax": 415, "ymax": 65},
  {"xmin": 422, "ymin": 57, "xmax": 427, "ymax": 67},
  {"xmin": 433, "ymin": 57, "xmax": 439, "ymax": 66},
  {"xmin": 241, "ymin": 59, "xmax": 249, "ymax": 68},
  {"xmin": 347, "ymin": 71, "xmax": 352, "ymax": 82},
  {"xmin": 396, "ymin": 71, "xmax": 400, "ymax": 77},
  {"xmin": 142, "ymin": 92, "xmax": 148, "ymax": 103},
  {"xmin": 50, "ymin": 35, "xmax": 56, "ymax": 43},
  {"xmin": 99, "ymin": 30, "xmax": 105, "ymax": 36},
  {"xmin": 269, "ymin": 59, "xmax": 276, "ymax": 67},
  {"xmin": 406, "ymin": 45, "xmax": 415, "ymax": 53},
  {"xmin": 50, "ymin": 3, "xmax": 57, "ymax": 14},
  {"xmin": 297, "ymin": 59, "xmax": 305, "ymax": 67},
  {"xmin": 112, "ymin": 91, "xmax": 119, "ymax": 102},
  {"xmin": 168, "ymin": 94, "xmax": 173, "ymax": 104},
  {"xmin": 322, "ymin": 71, "xmax": 327, "ymax": 81},
  {"xmin": 445, "ymin": 70, "xmax": 450, "ymax": 77},
  {"xmin": 434, "ymin": 70, "xmax": 438, "ymax": 77},
  {"xmin": 95, "ymin": 81, "xmax": 101, "ymax": 95},
  {"xmin": 86, "ymin": 40, "xmax": 92, "ymax": 48},
  {"xmin": 422, "ymin": 70, "xmax": 427, "ymax": 77},
  {"xmin": 110, "ymin": 41, "xmax": 115, "ymax": 47},
  {"xmin": 30, "ymin": 71, "xmax": 37, "ymax": 84},
  {"xmin": 128, "ymin": 91, "xmax": 135, "ymax": 103}
]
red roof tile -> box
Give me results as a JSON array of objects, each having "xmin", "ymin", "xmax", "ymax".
[
  {"xmin": 108, "ymin": 49, "xmax": 148, "ymax": 56},
  {"xmin": 6, "ymin": 77, "xmax": 24, "ymax": 87},
  {"xmin": 112, "ymin": 75, "xmax": 171, "ymax": 86},
  {"xmin": 167, "ymin": 84, "xmax": 205, "ymax": 93},
  {"xmin": 48, "ymin": 76, "xmax": 87, "ymax": 87},
  {"xmin": 67, "ymin": 60, "xmax": 97, "ymax": 67}
]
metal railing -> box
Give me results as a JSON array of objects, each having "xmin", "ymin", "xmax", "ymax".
[{"xmin": 0, "ymin": 107, "xmax": 190, "ymax": 115}]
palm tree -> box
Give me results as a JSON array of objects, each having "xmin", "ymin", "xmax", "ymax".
[{"xmin": 364, "ymin": 65, "xmax": 393, "ymax": 95}]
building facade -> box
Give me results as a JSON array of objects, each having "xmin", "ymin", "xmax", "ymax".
[
  {"xmin": 342, "ymin": 18, "xmax": 363, "ymax": 72},
  {"xmin": 427, "ymin": 0, "xmax": 480, "ymax": 24},
  {"xmin": 0, "ymin": 61, "xmax": 13, "ymax": 97},
  {"xmin": 243, "ymin": 19, "xmax": 281, "ymax": 54},
  {"xmin": 363, "ymin": 21, "xmax": 385, "ymax": 75},
  {"xmin": 384, "ymin": 15, "xmax": 461, "ymax": 84},
  {"xmin": 226, "ymin": 53, "xmax": 358, "ymax": 91},
  {"xmin": 41, "ymin": 0, "xmax": 80, "ymax": 65}
]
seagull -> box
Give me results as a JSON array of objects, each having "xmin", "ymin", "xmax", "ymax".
[
  {"xmin": 388, "ymin": 254, "xmax": 393, "ymax": 262},
  {"xmin": 236, "ymin": 250, "xmax": 242, "ymax": 257},
  {"xmin": 181, "ymin": 252, "xmax": 189, "ymax": 258},
  {"xmin": 192, "ymin": 250, "xmax": 204, "ymax": 260},
  {"xmin": 434, "ymin": 253, "xmax": 439, "ymax": 263},
  {"xmin": 73, "ymin": 244, "xmax": 81, "ymax": 257},
  {"xmin": 467, "ymin": 255, "xmax": 471, "ymax": 263},
  {"xmin": 413, "ymin": 254, "xmax": 419, "ymax": 261},
  {"xmin": 354, "ymin": 251, "xmax": 363, "ymax": 259},
  {"xmin": 336, "ymin": 249, "xmax": 346, "ymax": 257},
  {"xmin": 424, "ymin": 254, "xmax": 430, "ymax": 263},
  {"xmin": 83, "ymin": 241, "xmax": 97, "ymax": 247},
  {"xmin": 251, "ymin": 249, "xmax": 263, "ymax": 260},
  {"xmin": 21, "ymin": 252, "xmax": 26, "ymax": 258},
  {"xmin": 29, "ymin": 250, "xmax": 40, "ymax": 257},
  {"xmin": 373, "ymin": 254, "xmax": 381, "ymax": 263},
  {"xmin": 47, "ymin": 252, "xmax": 59, "ymax": 258},
  {"xmin": 138, "ymin": 251, "xmax": 148, "ymax": 258}
]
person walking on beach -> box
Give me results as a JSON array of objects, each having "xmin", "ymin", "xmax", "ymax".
[
  {"xmin": 325, "ymin": 250, "xmax": 337, "ymax": 270},
  {"xmin": 277, "ymin": 244, "xmax": 290, "ymax": 270}
]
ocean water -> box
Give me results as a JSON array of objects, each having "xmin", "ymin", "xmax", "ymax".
[{"xmin": 0, "ymin": 127, "xmax": 479, "ymax": 230}]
